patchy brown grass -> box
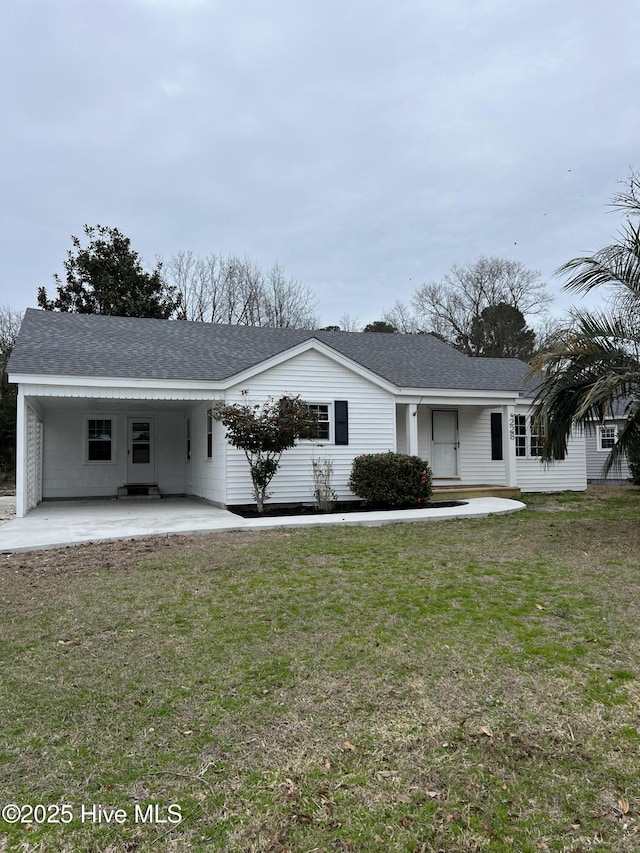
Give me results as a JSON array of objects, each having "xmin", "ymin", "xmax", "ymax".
[{"xmin": 0, "ymin": 487, "xmax": 639, "ymax": 852}]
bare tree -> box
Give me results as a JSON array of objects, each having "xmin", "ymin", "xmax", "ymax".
[
  {"xmin": 257, "ymin": 262, "xmax": 317, "ymax": 329},
  {"xmin": 0, "ymin": 305, "xmax": 24, "ymax": 387},
  {"xmin": 530, "ymin": 314, "xmax": 566, "ymax": 357},
  {"xmin": 336, "ymin": 313, "xmax": 361, "ymax": 332},
  {"xmin": 165, "ymin": 252, "xmax": 318, "ymax": 329},
  {"xmin": 383, "ymin": 257, "xmax": 553, "ymax": 354},
  {"xmin": 0, "ymin": 306, "xmax": 23, "ymax": 359},
  {"xmin": 382, "ymin": 301, "xmax": 423, "ymax": 334},
  {"xmin": 0, "ymin": 306, "xmax": 23, "ymax": 481}
]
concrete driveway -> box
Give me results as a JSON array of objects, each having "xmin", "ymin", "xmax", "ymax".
[{"xmin": 0, "ymin": 496, "xmax": 525, "ymax": 553}]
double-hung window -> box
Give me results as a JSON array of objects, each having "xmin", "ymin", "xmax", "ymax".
[
  {"xmin": 530, "ymin": 417, "xmax": 545, "ymax": 457},
  {"xmin": 307, "ymin": 403, "xmax": 330, "ymax": 441},
  {"xmin": 514, "ymin": 414, "xmax": 547, "ymax": 458},
  {"xmin": 598, "ymin": 425, "xmax": 617, "ymax": 451},
  {"xmin": 514, "ymin": 415, "xmax": 527, "ymax": 458},
  {"xmin": 88, "ymin": 418, "xmax": 113, "ymax": 462}
]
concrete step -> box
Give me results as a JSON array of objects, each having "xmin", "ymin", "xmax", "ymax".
[{"xmin": 117, "ymin": 485, "xmax": 161, "ymax": 500}]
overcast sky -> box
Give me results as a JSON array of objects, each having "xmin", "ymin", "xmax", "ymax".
[{"xmin": 1, "ymin": 0, "xmax": 638, "ymax": 328}]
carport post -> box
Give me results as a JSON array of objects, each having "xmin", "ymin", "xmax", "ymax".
[{"xmin": 15, "ymin": 387, "xmax": 26, "ymax": 518}]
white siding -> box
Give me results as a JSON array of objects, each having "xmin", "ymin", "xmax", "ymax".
[
  {"xmin": 223, "ymin": 349, "xmax": 396, "ymax": 505},
  {"xmin": 396, "ymin": 406, "xmax": 408, "ymax": 454},
  {"xmin": 410, "ymin": 403, "xmax": 587, "ymax": 491},
  {"xmin": 187, "ymin": 402, "xmax": 226, "ymax": 505},
  {"xmin": 458, "ymin": 407, "xmax": 507, "ymax": 484},
  {"xmin": 515, "ymin": 406, "xmax": 587, "ymax": 492},
  {"xmin": 414, "ymin": 406, "xmax": 507, "ymax": 485},
  {"xmin": 417, "ymin": 407, "xmax": 430, "ymax": 458},
  {"xmin": 42, "ymin": 410, "xmax": 187, "ymax": 499},
  {"xmin": 155, "ymin": 413, "xmax": 188, "ymax": 494},
  {"xmin": 585, "ymin": 421, "xmax": 631, "ymax": 483}
]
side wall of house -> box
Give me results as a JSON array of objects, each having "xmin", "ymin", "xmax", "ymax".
[
  {"xmin": 42, "ymin": 409, "xmax": 186, "ymax": 498},
  {"xmin": 186, "ymin": 402, "xmax": 227, "ymax": 505},
  {"xmin": 514, "ymin": 404, "xmax": 587, "ymax": 492},
  {"xmin": 224, "ymin": 349, "xmax": 396, "ymax": 505},
  {"xmin": 585, "ymin": 420, "xmax": 631, "ymax": 483}
]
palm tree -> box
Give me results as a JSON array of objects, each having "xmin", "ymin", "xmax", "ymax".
[{"xmin": 533, "ymin": 171, "xmax": 640, "ymax": 476}]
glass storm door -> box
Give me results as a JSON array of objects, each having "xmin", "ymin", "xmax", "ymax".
[
  {"xmin": 431, "ymin": 410, "xmax": 458, "ymax": 477},
  {"xmin": 127, "ymin": 418, "xmax": 156, "ymax": 484}
]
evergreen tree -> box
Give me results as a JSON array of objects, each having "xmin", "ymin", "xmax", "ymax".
[
  {"xmin": 468, "ymin": 302, "xmax": 536, "ymax": 360},
  {"xmin": 37, "ymin": 225, "xmax": 181, "ymax": 318}
]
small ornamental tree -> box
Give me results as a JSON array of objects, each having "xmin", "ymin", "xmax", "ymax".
[{"xmin": 211, "ymin": 394, "xmax": 318, "ymax": 512}]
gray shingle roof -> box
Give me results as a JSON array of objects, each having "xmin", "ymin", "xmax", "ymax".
[{"xmin": 8, "ymin": 309, "xmax": 532, "ymax": 392}]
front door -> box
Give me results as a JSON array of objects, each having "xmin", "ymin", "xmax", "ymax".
[
  {"xmin": 127, "ymin": 418, "xmax": 156, "ymax": 484},
  {"xmin": 432, "ymin": 410, "xmax": 458, "ymax": 477}
]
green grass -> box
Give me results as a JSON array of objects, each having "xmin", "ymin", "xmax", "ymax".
[{"xmin": 0, "ymin": 486, "xmax": 639, "ymax": 851}]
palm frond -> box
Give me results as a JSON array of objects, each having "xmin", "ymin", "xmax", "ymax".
[
  {"xmin": 558, "ymin": 242, "xmax": 640, "ymax": 296},
  {"xmin": 537, "ymin": 171, "xmax": 640, "ymax": 465},
  {"xmin": 601, "ymin": 406, "xmax": 640, "ymax": 478}
]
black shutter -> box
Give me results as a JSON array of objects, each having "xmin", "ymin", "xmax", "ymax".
[
  {"xmin": 334, "ymin": 401, "xmax": 349, "ymax": 445},
  {"xmin": 491, "ymin": 412, "xmax": 503, "ymax": 460}
]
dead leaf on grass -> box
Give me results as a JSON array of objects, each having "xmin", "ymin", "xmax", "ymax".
[
  {"xmin": 341, "ymin": 740, "xmax": 356, "ymax": 751},
  {"xmin": 618, "ymin": 796, "xmax": 630, "ymax": 815},
  {"xmin": 481, "ymin": 726, "xmax": 493, "ymax": 737}
]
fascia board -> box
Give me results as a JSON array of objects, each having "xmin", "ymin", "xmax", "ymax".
[
  {"xmin": 220, "ymin": 338, "xmax": 399, "ymax": 393},
  {"xmin": 397, "ymin": 388, "xmax": 523, "ymax": 404},
  {"xmin": 11, "ymin": 374, "xmax": 226, "ymax": 393}
]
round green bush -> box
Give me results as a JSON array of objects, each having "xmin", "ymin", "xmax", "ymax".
[{"xmin": 348, "ymin": 452, "xmax": 433, "ymax": 508}]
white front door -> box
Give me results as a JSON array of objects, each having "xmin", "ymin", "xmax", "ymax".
[
  {"xmin": 432, "ymin": 410, "xmax": 458, "ymax": 477},
  {"xmin": 127, "ymin": 418, "xmax": 156, "ymax": 484}
]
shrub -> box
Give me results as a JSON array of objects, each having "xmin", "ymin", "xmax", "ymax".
[
  {"xmin": 348, "ymin": 452, "xmax": 432, "ymax": 508},
  {"xmin": 311, "ymin": 457, "xmax": 338, "ymax": 512}
]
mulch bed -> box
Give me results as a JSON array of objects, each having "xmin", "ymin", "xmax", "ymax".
[{"xmin": 229, "ymin": 500, "xmax": 466, "ymax": 519}]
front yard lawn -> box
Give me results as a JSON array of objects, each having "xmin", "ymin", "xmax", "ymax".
[{"xmin": 0, "ymin": 487, "xmax": 638, "ymax": 852}]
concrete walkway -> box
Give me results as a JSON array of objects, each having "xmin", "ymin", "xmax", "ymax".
[{"xmin": 0, "ymin": 496, "xmax": 526, "ymax": 553}]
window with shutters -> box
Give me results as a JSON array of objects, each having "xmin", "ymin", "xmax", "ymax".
[{"xmin": 306, "ymin": 403, "xmax": 331, "ymax": 441}]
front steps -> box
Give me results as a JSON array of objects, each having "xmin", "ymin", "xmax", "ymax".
[
  {"xmin": 432, "ymin": 484, "xmax": 521, "ymax": 501},
  {"xmin": 117, "ymin": 484, "xmax": 161, "ymax": 500}
]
